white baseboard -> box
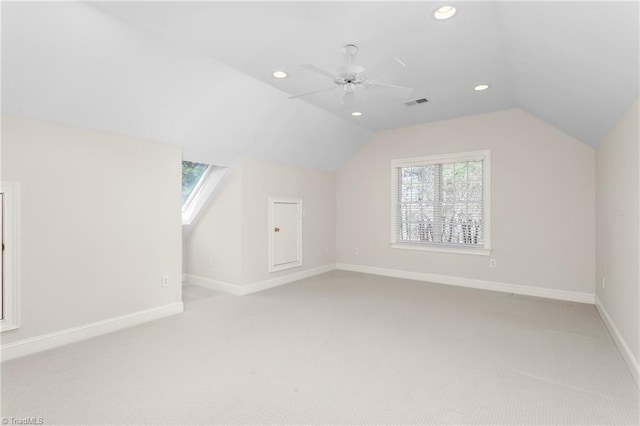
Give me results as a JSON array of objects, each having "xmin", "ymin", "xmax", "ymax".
[
  {"xmin": 336, "ymin": 263, "xmax": 595, "ymax": 304},
  {"xmin": 595, "ymin": 297, "xmax": 640, "ymax": 388},
  {"xmin": 242, "ymin": 264, "xmax": 336, "ymax": 295},
  {"xmin": 185, "ymin": 264, "xmax": 336, "ymax": 296},
  {"xmin": 185, "ymin": 274, "xmax": 244, "ymax": 295},
  {"xmin": 1, "ymin": 302, "xmax": 184, "ymax": 362}
]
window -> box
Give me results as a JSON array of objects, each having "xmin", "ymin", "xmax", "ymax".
[
  {"xmin": 181, "ymin": 161, "xmax": 228, "ymax": 225},
  {"xmin": 391, "ymin": 150, "xmax": 491, "ymax": 255},
  {"xmin": 182, "ymin": 161, "xmax": 210, "ymax": 207}
]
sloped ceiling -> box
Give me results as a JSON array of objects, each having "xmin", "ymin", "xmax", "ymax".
[
  {"xmin": 91, "ymin": 1, "xmax": 639, "ymax": 146},
  {"xmin": 2, "ymin": 2, "xmax": 639, "ymax": 170},
  {"xmin": 0, "ymin": 2, "xmax": 371, "ymax": 171}
]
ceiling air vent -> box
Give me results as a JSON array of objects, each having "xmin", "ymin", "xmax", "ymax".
[{"xmin": 404, "ymin": 97, "xmax": 430, "ymax": 107}]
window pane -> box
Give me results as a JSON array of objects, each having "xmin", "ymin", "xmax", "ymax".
[
  {"xmin": 182, "ymin": 161, "xmax": 209, "ymax": 205},
  {"xmin": 440, "ymin": 160, "xmax": 483, "ymax": 245},
  {"xmin": 396, "ymin": 157, "xmax": 484, "ymax": 247},
  {"xmin": 398, "ymin": 164, "xmax": 436, "ymax": 242}
]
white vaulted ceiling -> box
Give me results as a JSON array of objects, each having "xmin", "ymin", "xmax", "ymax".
[
  {"xmin": 0, "ymin": 2, "xmax": 371, "ymax": 171},
  {"xmin": 2, "ymin": 2, "xmax": 638, "ymax": 170}
]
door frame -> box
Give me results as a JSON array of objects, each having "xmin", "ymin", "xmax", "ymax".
[
  {"xmin": 268, "ymin": 196, "xmax": 302, "ymax": 273},
  {"xmin": 1, "ymin": 182, "xmax": 20, "ymax": 332}
]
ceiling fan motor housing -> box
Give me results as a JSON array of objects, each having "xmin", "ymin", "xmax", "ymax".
[{"xmin": 335, "ymin": 64, "xmax": 366, "ymax": 85}]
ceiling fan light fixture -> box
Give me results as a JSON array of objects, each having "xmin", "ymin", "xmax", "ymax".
[
  {"xmin": 434, "ymin": 5, "xmax": 457, "ymax": 20},
  {"xmin": 272, "ymin": 70, "xmax": 288, "ymax": 79},
  {"xmin": 351, "ymin": 111, "xmax": 362, "ymax": 117},
  {"xmin": 474, "ymin": 84, "xmax": 490, "ymax": 91},
  {"xmin": 344, "ymin": 82, "xmax": 356, "ymax": 94}
]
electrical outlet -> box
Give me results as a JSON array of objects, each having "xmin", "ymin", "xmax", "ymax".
[
  {"xmin": 354, "ymin": 248, "xmax": 359, "ymax": 255},
  {"xmin": 489, "ymin": 259, "xmax": 497, "ymax": 268},
  {"xmin": 161, "ymin": 275, "xmax": 169, "ymax": 287}
]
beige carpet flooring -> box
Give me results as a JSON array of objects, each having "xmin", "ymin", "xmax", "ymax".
[{"xmin": 2, "ymin": 270, "xmax": 639, "ymax": 424}]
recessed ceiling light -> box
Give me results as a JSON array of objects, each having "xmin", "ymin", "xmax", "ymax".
[
  {"xmin": 351, "ymin": 111, "xmax": 363, "ymax": 117},
  {"xmin": 272, "ymin": 70, "xmax": 288, "ymax": 79},
  {"xmin": 434, "ymin": 5, "xmax": 456, "ymax": 20},
  {"xmin": 474, "ymin": 84, "xmax": 490, "ymax": 91}
]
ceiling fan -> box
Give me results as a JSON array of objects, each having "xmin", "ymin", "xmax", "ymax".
[{"xmin": 289, "ymin": 44, "xmax": 413, "ymax": 106}]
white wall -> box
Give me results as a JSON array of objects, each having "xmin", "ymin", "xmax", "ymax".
[
  {"xmin": 240, "ymin": 157, "xmax": 336, "ymax": 285},
  {"xmin": 337, "ymin": 108, "xmax": 596, "ymax": 295},
  {"xmin": 0, "ymin": 115, "xmax": 183, "ymax": 344},
  {"xmin": 185, "ymin": 163, "xmax": 243, "ymax": 285},
  {"xmin": 596, "ymin": 99, "xmax": 639, "ymax": 366},
  {"xmin": 185, "ymin": 157, "xmax": 336, "ymax": 286}
]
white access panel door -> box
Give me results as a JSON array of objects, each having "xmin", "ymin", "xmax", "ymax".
[{"xmin": 269, "ymin": 197, "xmax": 302, "ymax": 272}]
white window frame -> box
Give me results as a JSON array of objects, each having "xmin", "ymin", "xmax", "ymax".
[
  {"xmin": 182, "ymin": 166, "xmax": 227, "ymax": 225},
  {"xmin": 1, "ymin": 182, "xmax": 21, "ymax": 332},
  {"xmin": 390, "ymin": 150, "xmax": 491, "ymax": 256}
]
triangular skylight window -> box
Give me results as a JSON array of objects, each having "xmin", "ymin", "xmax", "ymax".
[
  {"xmin": 182, "ymin": 161, "xmax": 210, "ymax": 206},
  {"xmin": 181, "ymin": 161, "xmax": 228, "ymax": 225}
]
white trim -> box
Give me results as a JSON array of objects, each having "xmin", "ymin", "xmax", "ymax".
[
  {"xmin": 595, "ymin": 297, "xmax": 640, "ymax": 388},
  {"xmin": 1, "ymin": 182, "xmax": 20, "ymax": 332},
  {"xmin": 390, "ymin": 162, "xmax": 399, "ymax": 244},
  {"xmin": 185, "ymin": 264, "xmax": 336, "ymax": 296},
  {"xmin": 336, "ymin": 263, "xmax": 595, "ymax": 304},
  {"xmin": 184, "ymin": 274, "xmax": 243, "ymax": 295},
  {"xmin": 244, "ymin": 264, "xmax": 334, "ymax": 295},
  {"xmin": 391, "ymin": 150, "xmax": 490, "ymax": 167},
  {"xmin": 1, "ymin": 302, "xmax": 183, "ymax": 362},
  {"xmin": 268, "ymin": 197, "xmax": 303, "ymax": 273},
  {"xmin": 390, "ymin": 150, "xmax": 491, "ymax": 251},
  {"xmin": 391, "ymin": 243, "xmax": 491, "ymax": 256}
]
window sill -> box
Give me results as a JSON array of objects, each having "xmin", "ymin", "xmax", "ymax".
[{"xmin": 391, "ymin": 243, "xmax": 491, "ymax": 256}]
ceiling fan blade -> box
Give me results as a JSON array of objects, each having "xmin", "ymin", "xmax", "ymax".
[
  {"xmin": 366, "ymin": 57, "xmax": 407, "ymax": 78},
  {"xmin": 300, "ymin": 64, "xmax": 342, "ymax": 81},
  {"xmin": 288, "ymin": 85, "xmax": 339, "ymax": 99},
  {"xmin": 367, "ymin": 81, "xmax": 413, "ymax": 99}
]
